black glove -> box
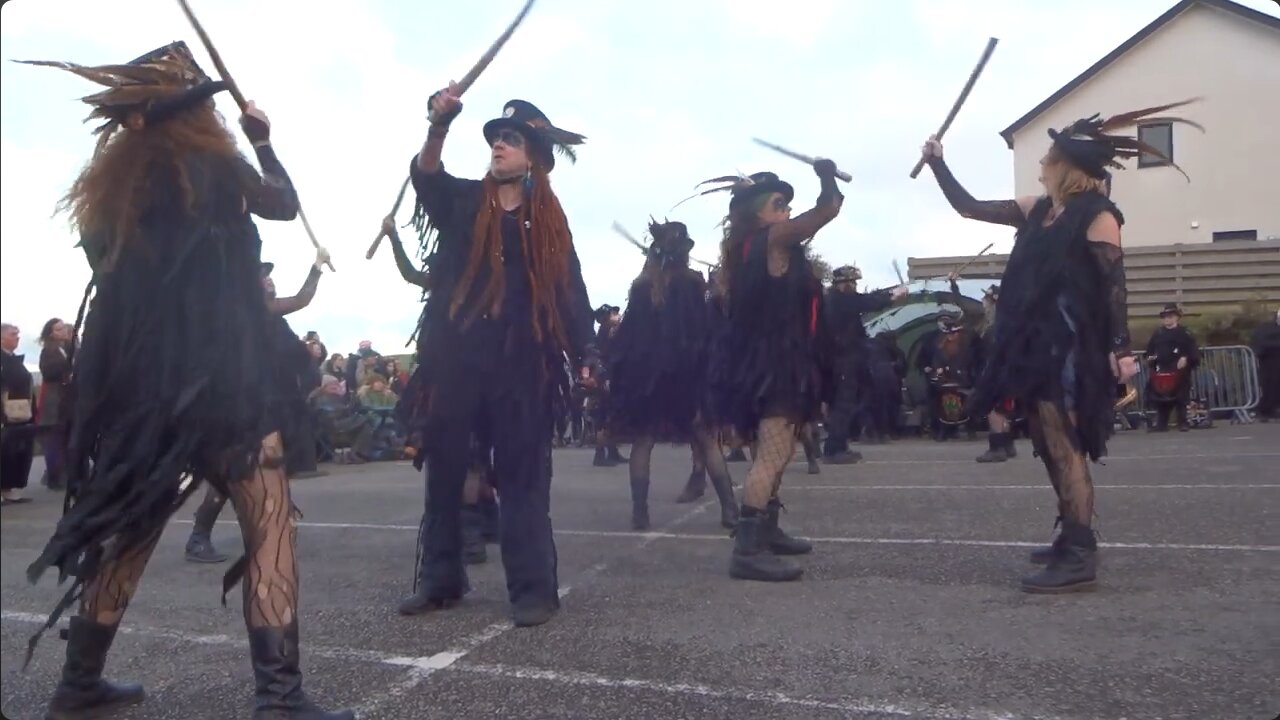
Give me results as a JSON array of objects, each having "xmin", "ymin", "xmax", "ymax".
[
  {"xmin": 240, "ymin": 113, "xmax": 270, "ymax": 145},
  {"xmin": 813, "ymin": 158, "xmax": 838, "ymax": 180},
  {"xmin": 428, "ymin": 91, "xmax": 463, "ymax": 127}
]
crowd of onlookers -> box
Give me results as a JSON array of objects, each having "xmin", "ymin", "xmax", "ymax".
[{"xmin": 301, "ymin": 335, "xmax": 411, "ymax": 466}]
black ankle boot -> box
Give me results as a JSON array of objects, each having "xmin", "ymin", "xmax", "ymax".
[
  {"xmin": 45, "ymin": 617, "xmax": 145, "ymax": 720},
  {"xmin": 976, "ymin": 433, "xmax": 1010, "ymax": 463},
  {"xmin": 247, "ymin": 623, "xmax": 354, "ymax": 719},
  {"xmin": 1028, "ymin": 517, "xmax": 1064, "ymax": 565},
  {"xmin": 824, "ymin": 450, "xmax": 862, "ymax": 465},
  {"xmin": 707, "ymin": 470, "xmax": 739, "ymax": 529},
  {"xmin": 608, "ymin": 445, "xmax": 628, "ymax": 463},
  {"xmin": 763, "ymin": 498, "xmax": 813, "ymax": 555},
  {"xmin": 185, "ymin": 532, "xmax": 228, "ymax": 564},
  {"xmin": 730, "ymin": 508, "xmax": 803, "ymax": 582},
  {"xmin": 629, "ymin": 476, "xmax": 651, "ymax": 530},
  {"xmin": 461, "ymin": 505, "xmax": 488, "ymax": 565},
  {"xmin": 1022, "ymin": 520, "xmax": 1098, "ymax": 594},
  {"xmin": 675, "ymin": 469, "xmax": 707, "ymax": 504},
  {"xmin": 593, "ymin": 447, "xmax": 616, "ymax": 467}
]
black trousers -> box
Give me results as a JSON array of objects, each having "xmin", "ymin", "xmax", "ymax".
[
  {"xmin": 823, "ymin": 359, "xmax": 861, "ymax": 455},
  {"xmin": 0, "ymin": 423, "xmax": 34, "ymax": 491},
  {"xmin": 1256, "ymin": 355, "xmax": 1280, "ymax": 417},
  {"xmin": 415, "ymin": 381, "xmax": 558, "ymax": 609}
]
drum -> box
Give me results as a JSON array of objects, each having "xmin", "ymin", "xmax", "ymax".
[
  {"xmin": 1149, "ymin": 370, "xmax": 1184, "ymax": 401},
  {"xmin": 934, "ymin": 383, "xmax": 970, "ymax": 426}
]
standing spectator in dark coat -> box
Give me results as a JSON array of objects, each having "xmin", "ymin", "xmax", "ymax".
[
  {"xmin": 38, "ymin": 318, "xmax": 74, "ymax": 491},
  {"xmin": 1, "ymin": 323, "xmax": 35, "ymax": 504}
]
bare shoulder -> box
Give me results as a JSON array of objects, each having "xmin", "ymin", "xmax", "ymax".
[
  {"xmin": 1015, "ymin": 195, "xmax": 1042, "ymax": 217},
  {"xmin": 1086, "ymin": 209, "xmax": 1123, "ymax": 247}
]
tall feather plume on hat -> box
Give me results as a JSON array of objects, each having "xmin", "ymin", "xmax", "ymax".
[
  {"xmin": 14, "ymin": 42, "xmax": 229, "ymax": 156},
  {"xmin": 670, "ymin": 173, "xmax": 756, "ymax": 212},
  {"xmin": 1048, "ymin": 98, "xmax": 1204, "ymax": 182}
]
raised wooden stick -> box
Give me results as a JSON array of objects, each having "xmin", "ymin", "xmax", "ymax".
[
  {"xmin": 366, "ymin": 176, "xmax": 413, "ymax": 259},
  {"xmin": 909, "ymin": 37, "xmax": 999, "ymax": 180}
]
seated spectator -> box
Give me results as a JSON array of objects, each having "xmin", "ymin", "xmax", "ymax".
[
  {"xmin": 357, "ymin": 373, "xmax": 399, "ymax": 411},
  {"xmin": 323, "ymin": 353, "xmax": 347, "ymax": 380},
  {"xmin": 346, "ymin": 344, "xmax": 382, "ymax": 390},
  {"xmin": 385, "ymin": 358, "xmax": 410, "ymax": 396},
  {"xmin": 309, "ymin": 375, "xmax": 375, "ymax": 463}
]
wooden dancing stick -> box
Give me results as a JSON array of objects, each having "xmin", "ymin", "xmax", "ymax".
[
  {"xmin": 752, "ymin": 138, "xmax": 852, "ymax": 183},
  {"xmin": 176, "ymin": 0, "xmax": 335, "ymax": 271},
  {"xmin": 951, "ymin": 243, "xmax": 994, "ymax": 277},
  {"xmin": 366, "ymin": 177, "xmax": 413, "ymax": 260},
  {"xmin": 427, "ymin": 0, "xmax": 538, "ymax": 122},
  {"xmin": 909, "ymin": 37, "xmax": 999, "ymax": 180}
]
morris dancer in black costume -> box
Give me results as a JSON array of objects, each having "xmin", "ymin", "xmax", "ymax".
[
  {"xmin": 1145, "ymin": 303, "xmax": 1200, "ymax": 432},
  {"xmin": 396, "ymin": 85, "xmax": 592, "ymax": 627},
  {"xmin": 607, "ymin": 220, "xmax": 738, "ymax": 531},
  {"xmin": 184, "ymin": 252, "xmax": 330, "ymax": 564},
  {"xmin": 21, "ymin": 42, "xmax": 353, "ymax": 719},
  {"xmin": 920, "ymin": 99, "xmax": 1199, "ymax": 592},
  {"xmin": 963, "ymin": 281, "xmax": 1020, "ymax": 462},
  {"xmin": 591, "ymin": 304, "xmax": 627, "ymax": 467},
  {"xmin": 702, "ymin": 161, "xmax": 844, "ymax": 582}
]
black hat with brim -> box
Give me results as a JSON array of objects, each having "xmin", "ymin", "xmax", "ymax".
[
  {"xmin": 482, "ymin": 99, "xmax": 586, "ymax": 172},
  {"xmin": 1159, "ymin": 303, "xmax": 1183, "ymax": 317},
  {"xmin": 648, "ymin": 220, "xmax": 694, "ymax": 258},
  {"xmin": 832, "ymin": 265, "xmax": 860, "ymax": 283},
  {"xmin": 728, "ymin": 172, "xmax": 793, "ymax": 213}
]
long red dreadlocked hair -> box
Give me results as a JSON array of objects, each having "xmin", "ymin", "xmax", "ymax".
[{"xmin": 449, "ymin": 167, "xmax": 575, "ymax": 354}]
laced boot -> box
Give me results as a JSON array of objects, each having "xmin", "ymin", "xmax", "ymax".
[
  {"xmin": 763, "ymin": 498, "xmax": 813, "ymax": 555},
  {"xmin": 729, "ymin": 508, "xmax": 803, "ymax": 582},
  {"xmin": 976, "ymin": 433, "xmax": 1010, "ymax": 463},
  {"xmin": 247, "ymin": 623, "xmax": 355, "ymax": 719},
  {"xmin": 1022, "ymin": 519, "xmax": 1098, "ymax": 594},
  {"xmin": 45, "ymin": 617, "xmax": 146, "ymax": 720},
  {"xmin": 629, "ymin": 475, "xmax": 651, "ymax": 531},
  {"xmin": 592, "ymin": 446, "xmax": 616, "ymax": 467},
  {"xmin": 184, "ymin": 532, "xmax": 228, "ymax": 564},
  {"xmin": 674, "ymin": 468, "xmax": 707, "ymax": 504},
  {"xmin": 461, "ymin": 505, "xmax": 488, "ymax": 565},
  {"xmin": 1028, "ymin": 517, "xmax": 1064, "ymax": 565}
]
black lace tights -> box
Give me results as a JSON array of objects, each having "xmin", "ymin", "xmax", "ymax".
[
  {"xmin": 1027, "ymin": 402, "xmax": 1094, "ymax": 525},
  {"xmin": 81, "ymin": 433, "xmax": 300, "ymax": 629}
]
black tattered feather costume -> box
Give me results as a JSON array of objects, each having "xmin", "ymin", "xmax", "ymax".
[
  {"xmin": 606, "ymin": 267, "xmax": 712, "ymax": 442},
  {"xmin": 970, "ymin": 191, "xmax": 1124, "ymax": 461},
  {"xmin": 27, "ymin": 150, "xmax": 284, "ymax": 645}
]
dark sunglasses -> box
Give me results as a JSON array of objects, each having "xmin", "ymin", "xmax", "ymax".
[{"xmin": 490, "ymin": 129, "xmax": 526, "ymax": 149}]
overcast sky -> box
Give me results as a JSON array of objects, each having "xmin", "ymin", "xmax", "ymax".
[{"xmin": 2, "ymin": 0, "xmax": 1276, "ymax": 361}]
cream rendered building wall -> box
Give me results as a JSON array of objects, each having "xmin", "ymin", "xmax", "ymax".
[{"xmin": 1009, "ymin": 3, "xmax": 1280, "ymax": 247}]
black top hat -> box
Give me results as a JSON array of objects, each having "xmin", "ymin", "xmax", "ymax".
[
  {"xmin": 482, "ymin": 100, "xmax": 586, "ymax": 172},
  {"xmin": 594, "ymin": 304, "xmax": 620, "ymax": 323},
  {"xmin": 832, "ymin": 265, "xmax": 860, "ymax": 283},
  {"xmin": 260, "ymin": 261, "xmax": 275, "ymax": 276},
  {"xmin": 1159, "ymin": 303, "xmax": 1183, "ymax": 317},
  {"xmin": 727, "ymin": 172, "xmax": 793, "ymax": 213}
]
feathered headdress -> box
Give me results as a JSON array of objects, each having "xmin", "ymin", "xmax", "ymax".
[
  {"xmin": 14, "ymin": 41, "xmax": 229, "ymax": 155},
  {"xmin": 1048, "ymin": 98, "xmax": 1204, "ymax": 182},
  {"xmin": 482, "ymin": 99, "xmax": 585, "ymax": 171},
  {"xmin": 671, "ymin": 171, "xmax": 794, "ymax": 214},
  {"xmin": 646, "ymin": 217, "xmax": 694, "ymax": 261}
]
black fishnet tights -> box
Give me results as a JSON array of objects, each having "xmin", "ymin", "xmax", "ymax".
[
  {"xmin": 1028, "ymin": 402, "xmax": 1093, "ymax": 525},
  {"xmin": 81, "ymin": 434, "xmax": 300, "ymax": 629},
  {"xmin": 745, "ymin": 417, "xmax": 795, "ymax": 509}
]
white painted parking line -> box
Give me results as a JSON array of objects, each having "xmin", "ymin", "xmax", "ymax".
[{"xmin": 786, "ymin": 483, "xmax": 1280, "ymax": 490}]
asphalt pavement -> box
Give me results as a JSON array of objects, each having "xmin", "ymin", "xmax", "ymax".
[{"xmin": 2, "ymin": 424, "xmax": 1277, "ymax": 720}]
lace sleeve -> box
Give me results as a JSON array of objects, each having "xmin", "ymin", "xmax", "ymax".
[
  {"xmin": 387, "ymin": 226, "xmax": 430, "ymax": 289},
  {"xmin": 1088, "ymin": 241, "xmax": 1132, "ymax": 358},
  {"xmin": 244, "ymin": 144, "xmax": 300, "ymax": 221},
  {"xmin": 768, "ymin": 173, "xmax": 843, "ymax": 247},
  {"xmin": 926, "ymin": 157, "xmax": 1023, "ymax": 228}
]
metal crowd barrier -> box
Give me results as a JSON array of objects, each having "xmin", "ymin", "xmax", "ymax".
[{"xmin": 1130, "ymin": 345, "xmax": 1261, "ymax": 425}]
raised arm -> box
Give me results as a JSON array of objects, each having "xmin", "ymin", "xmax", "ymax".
[
  {"xmin": 418, "ymin": 82, "xmax": 462, "ymax": 176},
  {"xmin": 921, "ymin": 136, "xmax": 1031, "ymax": 228},
  {"xmin": 383, "ymin": 217, "xmax": 431, "ymax": 290},
  {"xmin": 269, "ymin": 249, "xmax": 329, "ymax": 316},
  {"xmin": 239, "ymin": 102, "xmax": 300, "ymax": 221},
  {"xmin": 768, "ymin": 159, "xmax": 844, "ymax": 248}
]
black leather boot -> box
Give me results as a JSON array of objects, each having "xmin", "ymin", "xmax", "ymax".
[
  {"xmin": 976, "ymin": 433, "xmax": 1010, "ymax": 463},
  {"xmin": 707, "ymin": 470, "xmax": 738, "ymax": 530},
  {"xmin": 592, "ymin": 446, "xmax": 616, "ymax": 467},
  {"xmin": 247, "ymin": 623, "xmax": 355, "ymax": 719},
  {"xmin": 729, "ymin": 508, "xmax": 802, "ymax": 582},
  {"xmin": 629, "ymin": 475, "xmax": 651, "ymax": 530},
  {"xmin": 45, "ymin": 617, "xmax": 146, "ymax": 720},
  {"xmin": 461, "ymin": 505, "xmax": 488, "ymax": 565},
  {"xmin": 674, "ymin": 468, "xmax": 707, "ymax": 504},
  {"xmin": 608, "ymin": 445, "xmax": 628, "ymax": 463},
  {"xmin": 1022, "ymin": 520, "xmax": 1098, "ymax": 594},
  {"xmin": 185, "ymin": 532, "xmax": 228, "ymax": 564},
  {"xmin": 1028, "ymin": 517, "xmax": 1064, "ymax": 565},
  {"xmin": 763, "ymin": 498, "xmax": 813, "ymax": 555}
]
